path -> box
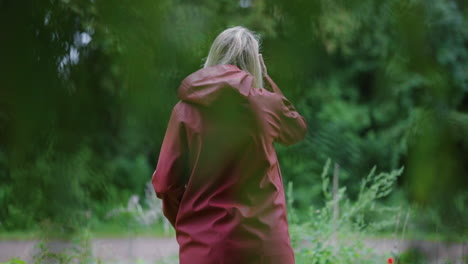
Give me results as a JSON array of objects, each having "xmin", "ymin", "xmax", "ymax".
[
  {"xmin": 0, "ymin": 237, "xmax": 466, "ymax": 264},
  {"xmin": 0, "ymin": 238, "xmax": 178, "ymax": 264}
]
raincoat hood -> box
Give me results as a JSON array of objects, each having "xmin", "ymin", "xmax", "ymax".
[{"xmin": 177, "ymin": 64, "xmax": 254, "ymax": 106}]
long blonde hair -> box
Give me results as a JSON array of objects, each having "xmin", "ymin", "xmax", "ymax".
[{"xmin": 204, "ymin": 26, "xmax": 263, "ymax": 89}]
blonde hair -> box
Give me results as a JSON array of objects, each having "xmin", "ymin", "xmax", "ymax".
[{"xmin": 204, "ymin": 26, "xmax": 263, "ymax": 89}]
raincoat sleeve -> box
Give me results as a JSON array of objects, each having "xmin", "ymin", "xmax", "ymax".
[
  {"xmin": 264, "ymin": 74, "xmax": 307, "ymax": 146},
  {"xmin": 152, "ymin": 106, "xmax": 187, "ymax": 227}
]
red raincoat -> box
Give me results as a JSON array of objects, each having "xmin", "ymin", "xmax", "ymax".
[{"xmin": 152, "ymin": 64, "xmax": 307, "ymax": 264}]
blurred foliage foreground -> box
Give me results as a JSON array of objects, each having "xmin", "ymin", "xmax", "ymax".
[{"xmin": 0, "ymin": 0, "xmax": 467, "ymax": 249}]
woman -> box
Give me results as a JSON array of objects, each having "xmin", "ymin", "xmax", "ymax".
[{"xmin": 152, "ymin": 26, "xmax": 307, "ymax": 264}]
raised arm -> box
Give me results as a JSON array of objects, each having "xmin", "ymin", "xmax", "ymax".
[{"xmin": 264, "ymin": 73, "xmax": 307, "ymax": 146}]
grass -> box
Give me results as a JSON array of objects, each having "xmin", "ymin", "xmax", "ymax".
[
  {"xmin": 365, "ymin": 231, "xmax": 468, "ymax": 243},
  {"xmin": 0, "ymin": 222, "xmax": 173, "ymax": 240}
]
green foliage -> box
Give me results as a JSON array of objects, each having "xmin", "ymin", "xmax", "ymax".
[
  {"xmin": 103, "ymin": 182, "xmax": 173, "ymax": 235},
  {"xmin": 398, "ymin": 248, "xmax": 428, "ymax": 264},
  {"xmin": 155, "ymin": 255, "xmax": 180, "ymax": 264},
  {"xmin": 275, "ymin": 0, "xmax": 468, "ymax": 210},
  {"xmin": 1, "ymin": 230, "xmax": 101, "ymax": 264},
  {"xmin": 31, "ymin": 230, "xmax": 101, "ymax": 264},
  {"xmin": 0, "ymin": 0, "xmax": 466, "ymax": 237},
  {"xmin": 3, "ymin": 145, "xmax": 94, "ymax": 231},
  {"xmin": 0, "ymin": 259, "xmax": 28, "ymax": 264},
  {"xmin": 287, "ymin": 159, "xmax": 403, "ymax": 263}
]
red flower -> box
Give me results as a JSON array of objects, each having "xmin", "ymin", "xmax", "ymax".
[{"xmin": 387, "ymin": 257, "xmax": 394, "ymax": 264}]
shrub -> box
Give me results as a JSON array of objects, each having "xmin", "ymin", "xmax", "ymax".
[{"xmin": 288, "ymin": 159, "xmax": 404, "ymax": 264}]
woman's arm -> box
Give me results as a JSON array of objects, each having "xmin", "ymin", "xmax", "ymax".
[
  {"xmin": 269, "ymin": 76, "xmax": 308, "ymax": 146},
  {"xmin": 152, "ymin": 106, "xmax": 186, "ymax": 227},
  {"xmin": 259, "ymin": 54, "xmax": 307, "ymax": 145}
]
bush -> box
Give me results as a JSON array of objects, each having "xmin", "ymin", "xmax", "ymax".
[{"xmin": 288, "ymin": 159, "xmax": 404, "ymax": 264}]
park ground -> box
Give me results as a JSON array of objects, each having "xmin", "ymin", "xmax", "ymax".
[{"xmin": 0, "ymin": 235, "xmax": 466, "ymax": 264}]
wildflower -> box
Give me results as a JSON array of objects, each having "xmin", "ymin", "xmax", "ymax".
[{"xmin": 387, "ymin": 257, "xmax": 394, "ymax": 264}]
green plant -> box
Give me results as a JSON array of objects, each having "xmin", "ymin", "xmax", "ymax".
[
  {"xmin": 398, "ymin": 248, "xmax": 428, "ymax": 264},
  {"xmin": 155, "ymin": 255, "xmax": 179, "ymax": 264},
  {"xmin": 0, "ymin": 259, "xmax": 27, "ymax": 264},
  {"xmin": 31, "ymin": 229, "xmax": 102, "ymax": 264},
  {"xmin": 104, "ymin": 181, "xmax": 172, "ymax": 234},
  {"xmin": 287, "ymin": 159, "xmax": 404, "ymax": 264}
]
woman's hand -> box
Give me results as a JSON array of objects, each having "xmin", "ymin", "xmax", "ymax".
[
  {"xmin": 259, "ymin": 54, "xmax": 268, "ymax": 76},
  {"xmin": 259, "ymin": 53, "xmax": 275, "ymax": 92},
  {"xmin": 259, "ymin": 54, "xmax": 283, "ymax": 95}
]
